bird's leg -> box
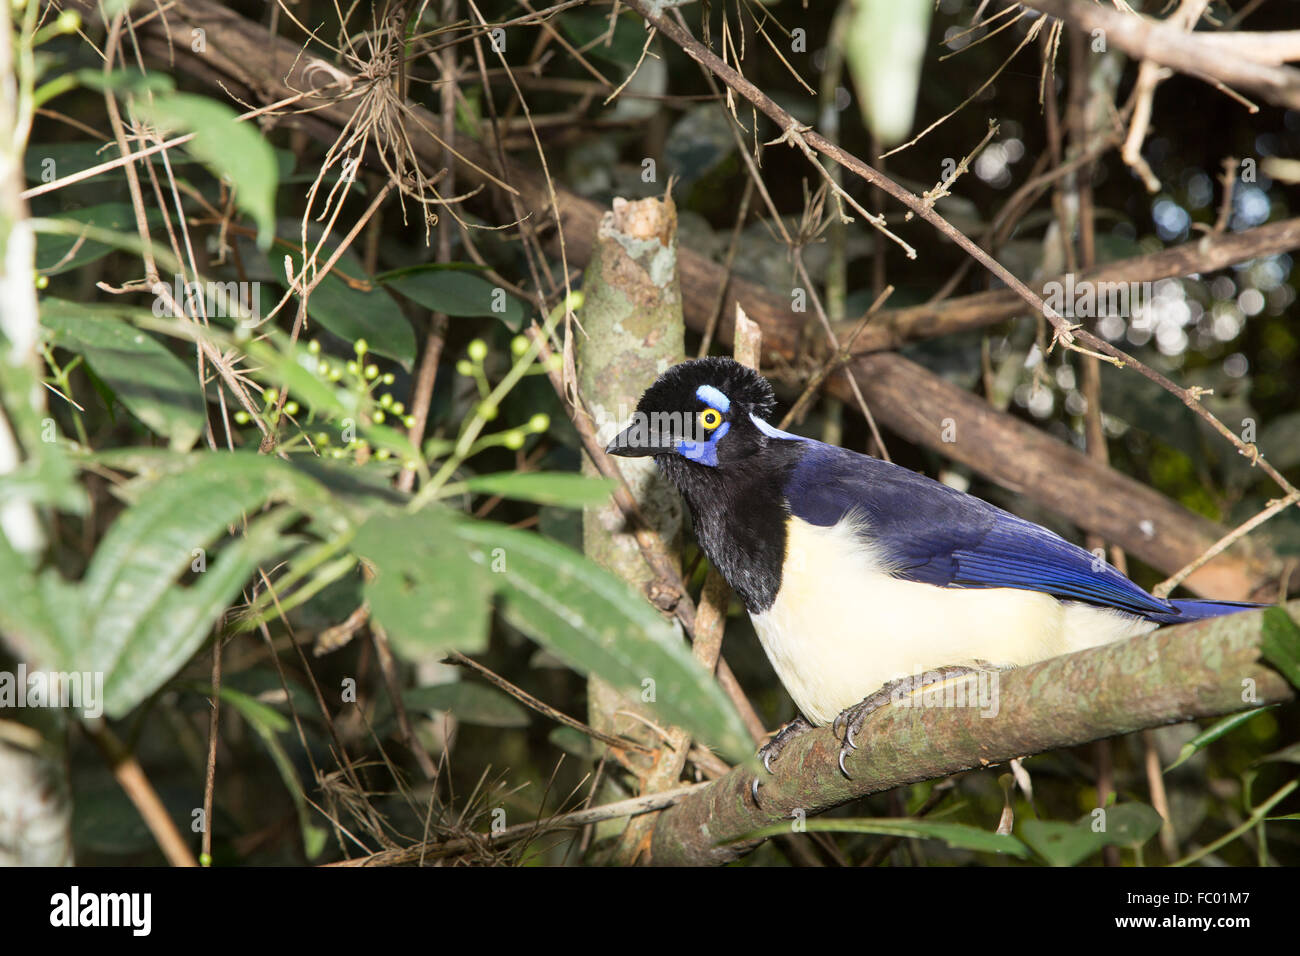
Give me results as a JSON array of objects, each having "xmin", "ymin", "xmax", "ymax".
[
  {"xmin": 833, "ymin": 664, "xmax": 995, "ymax": 777},
  {"xmin": 751, "ymin": 716, "xmax": 813, "ymax": 803}
]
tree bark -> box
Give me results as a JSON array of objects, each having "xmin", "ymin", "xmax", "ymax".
[{"xmin": 648, "ymin": 601, "xmax": 1299, "ymax": 865}]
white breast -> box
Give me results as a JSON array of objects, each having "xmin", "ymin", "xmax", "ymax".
[{"xmin": 748, "ymin": 516, "xmax": 1154, "ymax": 726}]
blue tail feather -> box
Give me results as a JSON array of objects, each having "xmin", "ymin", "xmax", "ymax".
[{"xmin": 1147, "ymin": 599, "xmax": 1262, "ymax": 626}]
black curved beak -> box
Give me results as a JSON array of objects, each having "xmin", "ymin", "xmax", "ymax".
[{"xmin": 605, "ymin": 421, "xmax": 675, "ymax": 457}]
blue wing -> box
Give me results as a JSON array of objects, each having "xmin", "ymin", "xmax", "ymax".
[{"xmin": 784, "ymin": 442, "xmax": 1200, "ymax": 622}]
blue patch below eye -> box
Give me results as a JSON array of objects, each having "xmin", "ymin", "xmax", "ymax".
[
  {"xmin": 677, "ymin": 421, "xmax": 729, "ymax": 467},
  {"xmin": 695, "ymin": 384, "xmax": 730, "ymax": 412}
]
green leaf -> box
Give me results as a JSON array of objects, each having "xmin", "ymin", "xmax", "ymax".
[
  {"xmin": 454, "ymin": 520, "xmax": 753, "ymax": 762},
  {"xmin": 0, "ymin": 531, "xmax": 70, "ymax": 666},
  {"xmin": 401, "ymin": 682, "xmax": 530, "ymax": 728},
  {"xmin": 381, "ymin": 267, "xmax": 526, "ymax": 330},
  {"xmin": 286, "ymin": 261, "xmax": 416, "ymax": 367},
  {"xmin": 1166, "ymin": 706, "xmax": 1277, "ymax": 772},
  {"xmin": 80, "ymin": 454, "xmax": 321, "ymax": 715},
  {"xmin": 462, "ymin": 472, "xmax": 615, "ymax": 508},
  {"xmin": 132, "ymin": 93, "xmax": 278, "ymax": 247},
  {"xmin": 742, "ymin": 817, "xmax": 1031, "ymax": 858},
  {"xmin": 41, "ymin": 299, "xmax": 206, "ymax": 450},
  {"xmin": 560, "ymin": 10, "xmax": 647, "ymax": 67},
  {"xmin": 1020, "ymin": 804, "xmax": 1164, "ymax": 866},
  {"xmin": 103, "ymin": 511, "xmax": 298, "ymax": 716},
  {"xmin": 1261, "ymin": 606, "xmax": 1300, "ymax": 690},
  {"xmin": 845, "ymin": 0, "xmax": 934, "ymax": 146},
  {"xmin": 353, "ymin": 508, "xmax": 493, "ymax": 658},
  {"xmin": 35, "ymin": 203, "xmax": 162, "ymax": 275}
]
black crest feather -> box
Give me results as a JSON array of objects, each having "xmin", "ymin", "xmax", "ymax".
[{"xmin": 635, "ymin": 356, "xmax": 775, "ymax": 419}]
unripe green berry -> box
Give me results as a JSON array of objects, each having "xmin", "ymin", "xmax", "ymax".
[
  {"xmin": 503, "ymin": 430, "xmax": 525, "ymax": 450},
  {"xmin": 467, "ymin": 339, "xmax": 488, "ymax": 362}
]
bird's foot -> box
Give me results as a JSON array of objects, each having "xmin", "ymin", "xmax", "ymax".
[
  {"xmin": 751, "ymin": 717, "xmax": 813, "ymax": 803},
  {"xmin": 832, "ymin": 665, "xmax": 988, "ymax": 778}
]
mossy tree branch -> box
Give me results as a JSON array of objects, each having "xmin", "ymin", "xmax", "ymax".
[{"xmin": 648, "ymin": 602, "xmax": 1299, "ymax": 866}]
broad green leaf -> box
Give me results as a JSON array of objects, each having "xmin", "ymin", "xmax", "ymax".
[
  {"xmin": 0, "ymin": 531, "xmax": 69, "ymax": 666},
  {"xmin": 845, "ymin": 0, "xmax": 933, "ymax": 146},
  {"xmin": 1020, "ymin": 804, "xmax": 1164, "ymax": 866},
  {"xmin": 35, "ymin": 203, "xmax": 162, "ymax": 275},
  {"xmin": 462, "ymin": 472, "xmax": 616, "ymax": 508},
  {"xmin": 41, "ymin": 299, "xmax": 206, "ymax": 450},
  {"xmin": 102, "ymin": 511, "xmax": 298, "ymax": 716},
  {"xmin": 401, "ymin": 682, "xmax": 530, "ymax": 728},
  {"xmin": 454, "ymin": 520, "xmax": 753, "ymax": 762},
  {"xmin": 80, "ymin": 454, "xmax": 322, "ymax": 712},
  {"xmin": 1261, "ymin": 606, "xmax": 1300, "ymax": 690},
  {"xmin": 353, "ymin": 508, "xmax": 493, "ymax": 658},
  {"xmin": 0, "ymin": 440, "xmax": 87, "ymax": 514},
  {"xmin": 132, "ymin": 93, "xmax": 278, "ymax": 247},
  {"xmin": 280, "ymin": 259, "xmax": 416, "ymax": 367},
  {"xmin": 560, "ymin": 9, "xmax": 647, "ymax": 67},
  {"xmin": 742, "ymin": 818, "xmax": 1031, "ymax": 859},
  {"xmin": 1166, "ymin": 706, "xmax": 1277, "ymax": 772},
  {"xmin": 381, "ymin": 267, "xmax": 526, "ymax": 330}
]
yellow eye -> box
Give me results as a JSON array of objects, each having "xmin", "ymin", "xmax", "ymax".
[{"xmin": 700, "ymin": 408, "xmax": 723, "ymax": 430}]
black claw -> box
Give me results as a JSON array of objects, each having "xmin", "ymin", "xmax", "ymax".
[
  {"xmin": 755, "ymin": 716, "xmax": 813, "ymax": 779},
  {"xmin": 751, "ymin": 776, "xmax": 762, "ymax": 804}
]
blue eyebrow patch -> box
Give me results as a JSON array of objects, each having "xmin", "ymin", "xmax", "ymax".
[{"xmin": 695, "ymin": 384, "xmax": 730, "ymax": 412}]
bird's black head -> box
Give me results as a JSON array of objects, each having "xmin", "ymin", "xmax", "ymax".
[
  {"xmin": 605, "ymin": 357, "xmax": 779, "ymax": 469},
  {"xmin": 607, "ymin": 357, "xmax": 801, "ymax": 613}
]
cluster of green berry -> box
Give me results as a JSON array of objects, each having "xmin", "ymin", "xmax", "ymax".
[
  {"xmin": 233, "ymin": 337, "xmax": 419, "ymax": 465},
  {"xmin": 455, "ymin": 336, "xmax": 555, "ymax": 450}
]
